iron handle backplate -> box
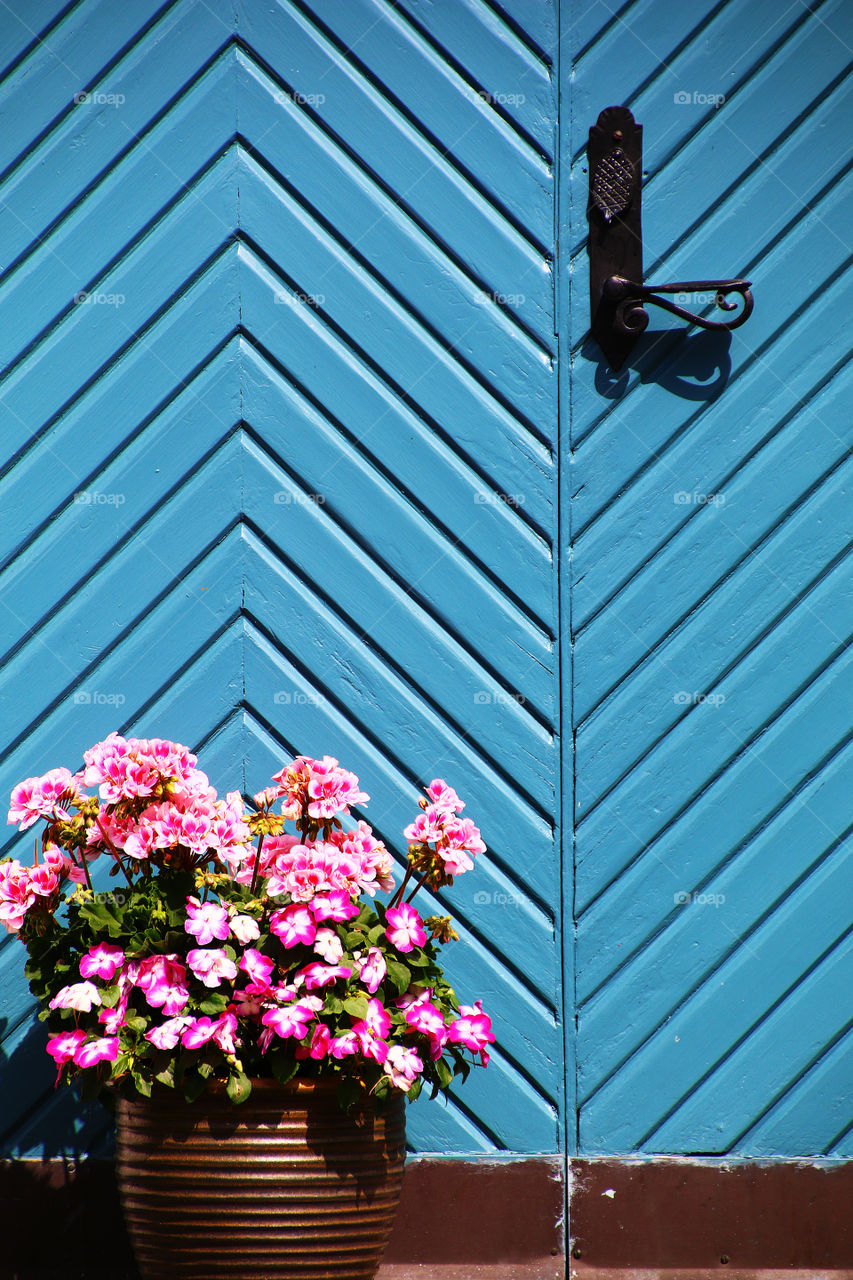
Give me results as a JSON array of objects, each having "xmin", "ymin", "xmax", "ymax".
[{"xmin": 588, "ymin": 106, "xmax": 754, "ymax": 369}]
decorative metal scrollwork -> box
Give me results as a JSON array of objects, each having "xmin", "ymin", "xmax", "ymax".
[{"xmin": 588, "ymin": 106, "xmax": 754, "ymax": 369}]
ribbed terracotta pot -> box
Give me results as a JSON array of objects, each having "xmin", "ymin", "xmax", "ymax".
[{"xmin": 115, "ymin": 1078, "xmax": 406, "ymax": 1280}]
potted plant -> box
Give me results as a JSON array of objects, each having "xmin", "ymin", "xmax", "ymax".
[{"xmin": 2, "ymin": 735, "xmax": 495, "ymax": 1280}]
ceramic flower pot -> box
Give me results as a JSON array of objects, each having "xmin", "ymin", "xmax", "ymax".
[{"xmin": 115, "ymin": 1078, "xmax": 406, "ymax": 1280}]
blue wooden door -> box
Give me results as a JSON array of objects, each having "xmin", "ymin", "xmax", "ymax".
[
  {"xmin": 3, "ymin": 0, "xmax": 851, "ymax": 1167},
  {"xmin": 571, "ymin": 0, "xmax": 853, "ymax": 1156},
  {"xmin": 0, "ymin": 0, "xmax": 564, "ymax": 1156}
]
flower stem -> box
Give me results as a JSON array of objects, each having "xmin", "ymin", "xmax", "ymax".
[
  {"xmin": 249, "ymin": 833, "xmax": 265, "ymax": 897},
  {"xmin": 405, "ymin": 869, "xmax": 431, "ymax": 905},
  {"xmin": 95, "ymin": 816, "xmax": 134, "ymax": 887},
  {"xmin": 389, "ymin": 865, "xmax": 413, "ymax": 911}
]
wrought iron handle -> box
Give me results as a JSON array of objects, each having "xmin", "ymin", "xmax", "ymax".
[
  {"xmin": 603, "ymin": 276, "xmax": 754, "ymax": 337},
  {"xmin": 588, "ymin": 105, "xmax": 755, "ymax": 369}
]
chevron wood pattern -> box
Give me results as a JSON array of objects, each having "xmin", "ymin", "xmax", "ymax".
[
  {"xmin": 0, "ymin": 0, "xmax": 561, "ymax": 1157},
  {"xmin": 571, "ymin": 0, "xmax": 853, "ymax": 1155}
]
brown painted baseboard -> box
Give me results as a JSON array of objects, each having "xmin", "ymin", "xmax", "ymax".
[
  {"xmin": 5, "ymin": 1154, "xmax": 853, "ymax": 1278},
  {"xmin": 570, "ymin": 1157, "xmax": 853, "ymax": 1278},
  {"xmin": 0, "ymin": 1156, "xmax": 563, "ymax": 1279}
]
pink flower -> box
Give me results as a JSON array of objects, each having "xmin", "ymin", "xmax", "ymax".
[
  {"xmin": 46, "ymin": 1029, "xmax": 87, "ymax": 1064},
  {"xmin": 28, "ymin": 863, "xmax": 60, "ymax": 899},
  {"xmin": 384, "ymin": 904, "xmax": 427, "ymax": 953},
  {"xmin": 329, "ymin": 1030, "xmax": 359, "ymax": 1058},
  {"xmin": 384, "ymin": 1044, "xmax": 423, "ymax": 1090},
  {"xmin": 425, "ymin": 779, "xmax": 464, "ymax": 813},
  {"xmin": 145, "ymin": 1017, "xmax": 193, "ymax": 1050},
  {"xmin": 313, "ymin": 928, "xmax": 344, "ymax": 964},
  {"xmin": 135, "ymin": 955, "xmax": 189, "ymax": 1015},
  {"xmin": 404, "ymin": 1000, "xmax": 448, "ymax": 1060},
  {"xmin": 270, "ymin": 904, "xmax": 317, "ymax": 948},
  {"xmin": 305, "ymin": 756, "xmax": 369, "ymax": 820},
  {"xmin": 187, "ymin": 948, "xmax": 238, "ymax": 989},
  {"xmin": 296, "ymin": 1023, "xmax": 331, "ymax": 1060},
  {"xmin": 402, "ymin": 808, "xmax": 444, "ymax": 845},
  {"xmin": 80, "ymin": 943, "xmax": 125, "ymax": 981},
  {"xmin": 448, "ymin": 1001, "xmax": 495, "ymax": 1065},
  {"xmin": 74, "ymin": 1036, "xmax": 119, "ymax": 1069},
  {"xmin": 98, "ymin": 1006, "xmax": 127, "ymax": 1036},
  {"xmin": 352, "ymin": 997, "xmax": 391, "ymax": 1063},
  {"xmin": 0, "ymin": 860, "xmax": 36, "ymax": 932},
  {"xmin": 261, "ymin": 1002, "xmax": 314, "ymax": 1041},
  {"xmin": 229, "ymin": 913, "xmax": 260, "ymax": 945},
  {"xmin": 8, "ymin": 768, "xmax": 77, "ymax": 829},
  {"xmin": 310, "ymin": 891, "xmax": 359, "ymax": 923},
  {"xmin": 356, "ymin": 947, "xmax": 386, "ymax": 994},
  {"xmin": 50, "ymin": 981, "xmax": 102, "ymax": 1012},
  {"xmin": 181, "ymin": 1018, "xmax": 214, "ymax": 1048},
  {"xmin": 298, "ymin": 962, "xmax": 352, "ymax": 990},
  {"xmin": 184, "ymin": 897, "xmax": 230, "ymax": 945},
  {"xmin": 239, "ymin": 949, "xmax": 274, "ymax": 988}
]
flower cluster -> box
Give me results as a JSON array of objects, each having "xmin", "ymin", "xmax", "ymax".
[{"xmin": 4, "ymin": 738, "xmax": 493, "ymax": 1108}]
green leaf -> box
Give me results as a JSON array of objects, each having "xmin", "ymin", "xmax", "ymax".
[
  {"xmin": 407, "ymin": 1077, "xmax": 423, "ymax": 1102},
  {"xmin": 132, "ymin": 1071, "xmax": 152, "ymax": 1098},
  {"xmin": 197, "ymin": 992, "xmax": 229, "ymax": 1016},
  {"xmin": 197, "ymin": 1062, "xmax": 214, "ymax": 1079},
  {"xmin": 383, "ymin": 959, "xmax": 411, "ymax": 996},
  {"xmin": 270, "ymin": 1055, "xmax": 299, "ymax": 1086},
  {"xmin": 336, "ymin": 1076, "xmax": 364, "ymax": 1112},
  {"xmin": 367, "ymin": 923, "xmax": 385, "ymax": 945},
  {"xmin": 406, "ymin": 950, "xmax": 430, "ymax": 968},
  {"xmin": 343, "ymin": 995, "xmax": 369, "ymax": 1020},
  {"xmin": 324, "ymin": 994, "xmax": 343, "ymax": 1015},
  {"xmin": 183, "ymin": 1072, "xmax": 207, "ymax": 1103},
  {"xmin": 435, "ymin": 1058, "xmax": 453, "ymax": 1090},
  {"xmin": 99, "ymin": 984, "xmax": 120, "ymax": 1009},
  {"xmin": 226, "ymin": 1071, "xmax": 252, "ymax": 1104}
]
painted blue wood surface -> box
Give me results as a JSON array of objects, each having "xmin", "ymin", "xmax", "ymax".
[
  {"xmin": 571, "ymin": 0, "xmax": 853, "ymax": 1156},
  {"xmin": 2, "ymin": 0, "xmax": 852, "ymax": 1162},
  {"xmin": 0, "ymin": 0, "xmax": 561, "ymax": 1157}
]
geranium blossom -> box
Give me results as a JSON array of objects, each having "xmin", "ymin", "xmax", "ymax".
[
  {"xmin": 74, "ymin": 1036, "xmax": 119, "ymax": 1068},
  {"xmin": 384, "ymin": 1044, "xmax": 423, "ymax": 1090},
  {"xmin": 50, "ymin": 981, "xmax": 102, "ymax": 1013},
  {"xmin": 448, "ymin": 1001, "xmax": 495, "ymax": 1065},
  {"xmin": 356, "ymin": 947, "xmax": 386, "ymax": 994},
  {"xmin": 187, "ymin": 948, "xmax": 238, "ymax": 988},
  {"xmin": 229, "ymin": 913, "xmax": 260, "ymax": 944},
  {"xmin": 0, "ymin": 860, "xmax": 36, "ymax": 932},
  {"xmin": 145, "ymin": 1016, "xmax": 194, "ymax": 1050},
  {"xmin": 80, "ymin": 943, "xmax": 125, "ymax": 981},
  {"xmin": 298, "ymin": 962, "xmax": 352, "ymax": 990},
  {"xmin": 135, "ymin": 955, "xmax": 189, "ymax": 1014},
  {"xmin": 46, "ymin": 1029, "xmax": 87, "ymax": 1064},
  {"xmin": 239, "ymin": 949, "xmax": 274, "ymax": 988},
  {"xmin": 310, "ymin": 891, "xmax": 359, "ymax": 923},
  {"xmin": 270, "ymin": 903, "xmax": 316, "ymax": 948},
  {"xmin": 184, "ymin": 897, "xmax": 230, "ymax": 946},
  {"xmin": 313, "ymin": 928, "xmax": 344, "ymax": 964},
  {"xmin": 384, "ymin": 904, "xmax": 427, "ymax": 953}
]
